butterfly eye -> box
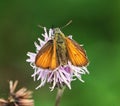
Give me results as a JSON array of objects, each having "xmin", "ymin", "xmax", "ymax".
[{"xmin": 51, "ymin": 32, "xmax": 55, "ymax": 39}]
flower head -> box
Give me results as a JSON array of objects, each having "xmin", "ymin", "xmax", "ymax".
[
  {"xmin": 26, "ymin": 27, "xmax": 89, "ymax": 91},
  {"xmin": 0, "ymin": 80, "xmax": 34, "ymax": 106}
]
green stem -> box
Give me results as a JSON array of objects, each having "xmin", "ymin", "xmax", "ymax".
[{"xmin": 55, "ymin": 87, "xmax": 65, "ymax": 106}]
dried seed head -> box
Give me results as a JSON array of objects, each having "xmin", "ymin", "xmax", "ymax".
[{"xmin": 0, "ymin": 80, "xmax": 34, "ymax": 106}]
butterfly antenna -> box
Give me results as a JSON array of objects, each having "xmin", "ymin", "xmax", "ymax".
[
  {"xmin": 37, "ymin": 24, "xmax": 49, "ymax": 31},
  {"xmin": 37, "ymin": 24, "xmax": 44, "ymax": 29},
  {"xmin": 61, "ymin": 20, "xmax": 72, "ymax": 29}
]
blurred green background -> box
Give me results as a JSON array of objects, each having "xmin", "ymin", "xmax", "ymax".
[{"xmin": 0, "ymin": 0, "xmax": 120, "ymax": 106}]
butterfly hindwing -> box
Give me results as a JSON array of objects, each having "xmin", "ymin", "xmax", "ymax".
[{"xmin": 50, "ymin": 39, "xmax": 59, "ymax": 69}]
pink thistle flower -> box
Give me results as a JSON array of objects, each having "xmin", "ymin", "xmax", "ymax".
[{"xmin": 26, "ymin": 27, "xmax": 89, "ymax": 91}]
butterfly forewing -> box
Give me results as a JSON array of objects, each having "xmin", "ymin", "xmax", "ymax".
[
  {"xmin": 35, "ymin": 40, "xmax": 53, "ymax": 68},
  {"xmin": 65, "ymin": 37, "xmax": 88, "ymax": 66},
  {"xmin": 35, "ymin": 40, "xmax": 59, "ymax": 70}
]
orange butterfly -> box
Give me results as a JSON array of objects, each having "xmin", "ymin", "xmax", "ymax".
[{"xmin": 35, "ymin": 28, "xmax": 88, "ymax": 70}]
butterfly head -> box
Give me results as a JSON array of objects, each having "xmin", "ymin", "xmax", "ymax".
[{"xmin": 53, "ymin": 28, "xmax": 62, "ymax": 34}]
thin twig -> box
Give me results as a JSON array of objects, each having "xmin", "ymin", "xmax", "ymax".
[{"xmin": 55, "ymin": 87, "xmax": 65, "ymax": 106}]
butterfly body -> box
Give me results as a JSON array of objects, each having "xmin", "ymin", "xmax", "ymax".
[
  {"xmin": 54, "ymin": 28, "xmax": 68, "ymax": 66},
  {"xmin": 35, "ymin": 28, "xmax": 88, "ymax": 70}
]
